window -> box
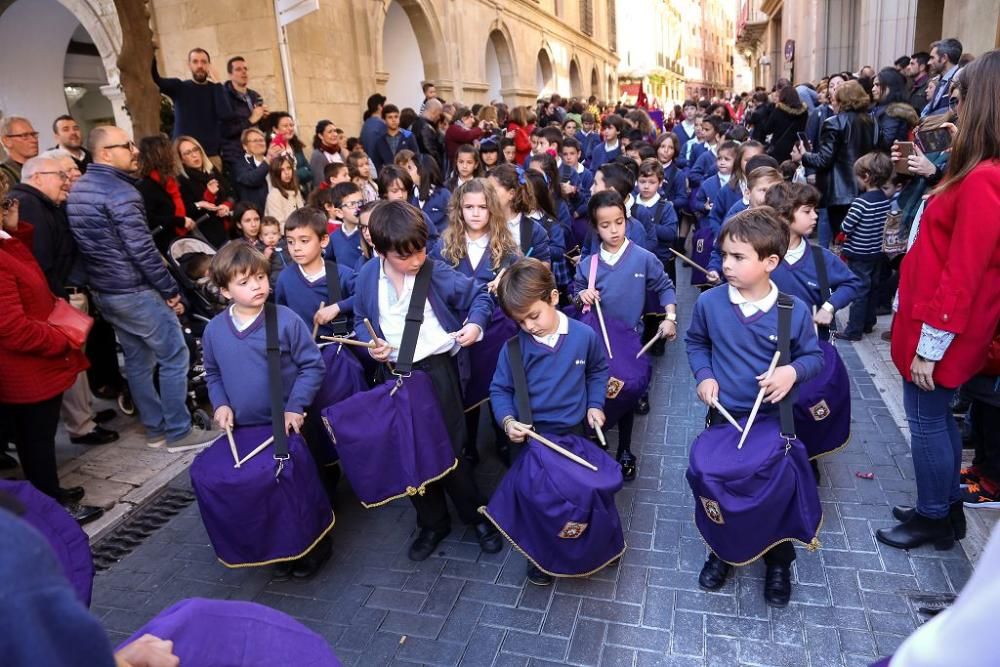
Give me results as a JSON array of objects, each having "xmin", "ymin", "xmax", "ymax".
[
  {"xmin": 580, "ymin": 0, "xmax": 594, "ymax": 35},
  {"xmin": 607, "ymin": 0, "xmax": 616, "ymax": 52}
]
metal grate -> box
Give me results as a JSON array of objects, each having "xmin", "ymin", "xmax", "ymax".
[{"xmin": 91, "ymin": 488, "xmax": 196, "ymax": 572}]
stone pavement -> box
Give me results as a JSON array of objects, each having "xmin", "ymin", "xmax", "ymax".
[{"xmin": 92, "ymin": 272, "xmax": 975, "ymax": 667}]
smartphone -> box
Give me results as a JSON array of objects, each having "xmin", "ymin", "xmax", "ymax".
[
  {"xmin": 894, "ymin": 141, "xmax": 915, "ymax": 174},
  {"xmin": 796, "ymin": 132, "xmax": 811, "ymax": 152},
  {"xmin": 271, "ymin": 132, "xmax": 287, "ymax": 148},
  {"xmin": 916, "ymin": 127, "xmax": 952, "ymax": 153}
]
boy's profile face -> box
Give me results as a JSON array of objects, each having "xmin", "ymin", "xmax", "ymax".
[
  {"xmin": 790, "ymin": 204, "xmax": 818, "ymax": 238},
  {"xmin": 329, "ymin": 170, "xmax": 350, "ymax": 185},
  {"xmin": 561, "ymin": 146, "xmax": 579, "ymax": 167},
  {"xmin": 338, "ymin": 194, "xmax": 364, "ymax": 225},
  {"xmin": 510, "ymin": 290, "xmax": 560, "ymax": 337},
  {"xmin": 590, "ymin": 170, "xmax": 607, "ymax": 196},
  {"xmin": 720, "ymin": 236, "xmax": 779, "ymax": 290},
  {"xmin": 602, "ymin": 124, "xmax": 618, "ymax": 143},
  {"xmin": 220, "ymin": 270, "xmax": 269, "ymax": 308},
  {"xmin": 716, "ymin": 151, "xmax": 735, "ymax": 175},
  {"xmin": 529, "ymin": 135, "xmax": 539, "ymax": 153},
  {"xmin": 701, "ymin": 121, "xmax": 717, "ymax": 143},
  {"xmin": 384, "ymin": 247, "xmax": 427, "ymax": 276},
  {"xmin": 535, "ymin": 137, "xmax": 551, "ymax": 154},
  {"xmin": 749, "ymin": 178, "xmax": 781, "ymax": 207},
  {"xmin": 286, "ymin": 227, "xmax": 328, "ymax": 266},
  {"xmin": 637, "ymin": 174, "xmax": 661, "ymax": 200},
  {"xmin": 260, "ymin": 225, "xmax": 281, "ymax": 248}
]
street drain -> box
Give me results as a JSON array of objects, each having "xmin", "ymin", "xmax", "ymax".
[
  {"xmin": 91, "ymin": 488, "xmax": 196, "ymax": 572},
  {"xmin": 902, "ymin": 591, "xmax": 957, "ymax": 622}
]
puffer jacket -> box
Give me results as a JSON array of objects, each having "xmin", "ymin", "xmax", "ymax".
[
  {"xmin": 802, "ymin": 110, "xmax": 877, "ymax": 207},
  {"xmin": 762, "ymin": 102, "xmax": 808, "ymax": 163},
  {"xmin": 873, "ymin": 102, "xmax": 919, "ymax": 153},
  {"xmin": 66, "ymin": 163, "xmax": 178, "ymax": 299}
]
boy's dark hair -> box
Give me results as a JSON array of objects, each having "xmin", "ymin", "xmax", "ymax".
[
  {"xmin": 562, "ymin": 136, "xmax": 582, "ymax": 152},
  {"xmin": 368, "ymin": 200, "xmax": 429, "ymax": 256},
  {"xmin": 587, "ymin": 190, "xmax": 627, "ymax": 227},
  {"xmin": 779, "ymin": 160, "xmax": 799, "ymax": 181},
  {"xmin": 382, "ymin": 103, "xmax": 399, "ymax": 116},
  {"xmin": 718, "ymin": 207, "xmax": 789, "ymax": 260},
  {"xmin": 683, "ymin": 99, "xmax": 697, "ymax": 109},
  {"xmin": 744, "ymin": 154, "xmax": 780, "ymax": 176},
  {"xmin": 600, "ymin": 114, "xmax": 625, "ymax": 134},
  {"xmin": 637, "ymin": 158, "xmax": 664, "ymax": 181},
  {"xmin": 210, "ymin": 240, "xmax": 270, "ymax": 289},
  {"xmin": 184, "ymin": 253, "xmax": 213, "ymax": 281},
  {"xmin": 539, "ymin": 126, "xmax": 563, "ymax": 150},
  {"xmin": 629, "ymin": 141, "xmax": 656, "ymax": 161},
  {"xmin": 308, "ymin": 186, "xmax": 334, "ymax": 210},
  {"xmin": 596, "ymin": 163, "xmax": 635, "ymax": 200},
  {"xmin": 495, "ymin": 257, "xmax": 557, "ymax": 318},
  {"xmin": 854, "ymin": 151, "xmax": 893, "ymax": 188},
  {"xmin": 611, "ymin": 154, "xmax": 640, "ymax": 183},
  {"xmin": 358, "ymin": 200, "xmax": 382, "ymax": 216},
  {"xmin": 323, "ymin": 162, "xmax": 349, "ymax": 181},
  {"xmin": 581, "ymin": 111, "xmax": 595, "ymax": 124},
  {"xmin": 701, "ymin": 116, "xmax": 725, "ymax": 136},
  {"xmin": 377, "ymin": 164, "xmax": 413, "ymax": 198},
  {"xmin": 530, "ymin": 126, "xmax": 545, "ymax": 138},
  {"xmin": 763, "ymin": 182, "xmax": 821, "ymax": 223},
  {"xmin": 260, "ymin": 215, "xmax": 281, "ymax": 230},
  {"xmin": 284, "ymin": 206, "xmax": 328, "ymax": 239},
  {"xmin": 330, "ymin": 181, "xmax": 361, "ymax": 208}
]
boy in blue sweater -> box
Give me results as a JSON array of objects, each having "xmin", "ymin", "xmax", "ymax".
[
  {"xmin": 319, "ymin": 182, "xmax": 364, "ymax": 268},
  {"xmin": 687, "ymin": 116, "xmax": 724, "ymax": 194},
  {"xmin": 560, "ymin": 137, "xmax": 594, "ymax": 222},
  {"xmin": 202, "ymin": 242, "xmax": 328, "ymax": 578},
  {"xmin": 588, "ymin": 114, "xmax": 624, "ymax": 169},
  {"xmin": 633, "ymin": 158, "xmax": 680, "ymax": 266},
  {"xmin": 685, "ymin": 207, "xmax": 824, "ymax": 606},
  {"xmin": 355, "ymin": 201, "xmax": 503, "ymax": 562},
  {"xmin": 491, "ymin": 257, "xmax": 608, "ymax": 585},
  {"xmin": 275, "ymin": 208, "xmax": 357, "ymax": 339}
]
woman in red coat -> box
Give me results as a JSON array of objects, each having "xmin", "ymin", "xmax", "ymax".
[
  {"xmin": 506, "ymin": 106, "xmax": 533, "ymax": 166},
  {"xmin": 878, "ymin": 52, "xmax": 1000, "ymax": 550},
  {"xmin": 0, "ymin": 181, "xmax": 102, "ymax": 524}
]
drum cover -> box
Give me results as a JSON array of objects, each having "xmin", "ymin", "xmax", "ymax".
[
  {"xmin": 0, "ymin": 479, "xmax": 93, "ymax": 606},
  {"xmin": 575, "ymin": 310, "xmax": 652, "ymax": 428},
  {"xmin": 310, "ymin": 342, "xmax": 369, "ymax": 464},
  {"xmin": 117, "ymin": 598, "xmax": 343, "ymax": 666},
  {"xmin": 190, "ymin": 425, "xmax": 334, "ymax": 567},
  {"xmin": 689, "ymin": 225, "xmax": 714, "ymax": 285},
  {"xmin": 464, "ymin": 306, "xmax": 518, "ymax": 409},
  {"xmin": 686, "ymin": 415, "xmax": 822, "ymax": 565},
  {"xmin": 795, "ymin": 339, "xmax": 851, "ymax": 460},
  {"xmin": 481, "ymin": 433, "xmax": 625, "ymax": 577},
  {"xmin": 321, "ymin": 370, "xmax": 458, "ymax": 508}
]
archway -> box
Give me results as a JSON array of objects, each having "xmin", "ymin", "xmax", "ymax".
[
  {"xmin": 382, "ymin": 1, "xmax": 427, "ymax": 109},
  {"xmin": 485, "ymin": 27, "xmax": 516, "ymax": 103},
  {"xmin": 591, "ymin": 66, "xmax": 600, "ymax": 98},
  {"xmin": 569, "ymin": 58, "xmax": 583, "ymax": 98},
  {"xmin": 535, "ymin": 49, "xmax": 555, "ymax": 97}
]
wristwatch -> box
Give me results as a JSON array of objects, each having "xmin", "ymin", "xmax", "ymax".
[{"xmin": 665, "ymin": 312, "xmax": 677, "ymax": 322}]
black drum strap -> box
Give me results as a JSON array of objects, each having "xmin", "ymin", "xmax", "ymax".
[
  {"xmin": 394, "ymin": 260, "xmax": 433, "ymax": 375},
  {"xmin": 776, "ymin": 293, "xmax": 796, "ymax": 439},
  {"xmin": 519, "ymin": 214, "xmax": 532, "ymax": 256},
  {"xmin": 264, "ymin": 302, "xmax": 288, "ymax": 460},
  {"xmin": 810, "ymin": 244, "xmax": 831, "ymax": 303},
  {"xmin": 507, "ymin": 336, "xmax": 533, "ymax": 426},
  {"xmin": 324, "ymin": 260, "xmax": 348, "ymax": 336}
]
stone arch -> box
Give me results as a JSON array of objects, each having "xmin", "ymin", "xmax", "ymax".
[
  {"xmin": 591, "ymin": 65, "xmax": 600, "ymax": 97},
  {"xmin": 485, "ymin": 21, "xmax": 517, "ymax": 103},
  {"xmin": 569, "ymin": 57, "xmax": 583, "ymax": 98},
  {"xmin": 535, "ymin": 45, "xmax": 555, "ymax": 97},
  {"xmin": 373, "ymin": 0, "xmax": 447, "ymax": 109}
]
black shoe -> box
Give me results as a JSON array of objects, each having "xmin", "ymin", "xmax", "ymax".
[
  {"xmin": 876, "ymin": 512, "xmax": 954, "ymax": 551},
  {"xmin": 474, "ymin": 522, "xmax": 503, "ymax": 554},
  {"xmin": 63, "ymin": 502, "xmax": 103, "ymax": 525},
  {"xmin": 617, "ymin": 449, "xmax": 638, "ymax": 482},
  {"xmin": 408, "ymin": 527, "xmax": 450, "ymax": 562},
  {"xmin": 651, "ymin": 338, "xmax": 666, "ymax": 357},
  {"xmin": 94, "ymin": 409, "xmax": 117, "ymax": 424},
  {"xmin": 57, "ymin": 486, "xmax": 85, "ymax": 504},
  {"xmin": 635, "ymin": 395, "xmax": 650, "ymax": 416},
  {"xmin": 526, "ymin": 563, "xmax": 554, "ymax": 586},
  {"xmin": 0, "ymin": 451, "xmax": 18, "ymax": 470},
  {"xmin": 698, "ymin": 553, "xmax": 732, "ymax": 591},
  {"xmin": 764, "ymin": 563, "xmax": 792, "ymax": 607},
  {"xmin": 292, "ymin": 536, "xmax": 332, "ymax": 579},
  {"xmin": 272, "ymin": 561, "xmax": 294, "ymax": 582},
  {"xmin": 69, "ymin": 426, "xmax": 119, "ymax": 446},
  {"xmin": 810, "ymin": 459, "xmax": 822, "ymax": 484},
  {"xmin": 833, "ymin": 331, "xmax": 862, "ymax": 342},
  {"xmin": 891, "ymin": 502, "xmax": 966, "ymax": 540}
]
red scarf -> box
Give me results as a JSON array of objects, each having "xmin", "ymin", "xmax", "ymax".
[{"xmin": 148, "ymin": 169, "xmax": 187, "ymax": 228}]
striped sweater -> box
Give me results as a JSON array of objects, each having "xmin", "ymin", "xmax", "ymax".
[{"xmin": 841, "ymin": 190, "xmax": 891, "ymax": 258}]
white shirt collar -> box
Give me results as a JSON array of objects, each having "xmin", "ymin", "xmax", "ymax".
[
  {"xmin": 574, "ymin": 162, "xmax": 585, "ymax": 174},
  {"xmin": 229, "ymin": 304, "xmax": 262, "ymax": 332},
  {"xmin": 785, "ymin": 238, "xmax": 808, "ymax": 265},
  {"xmin": 600, "ymin": 238, "xmax": 630, "ymax": 266},
  {"xmin": 0, "ymin": 229, "xmax": 11, "ymax": 240},
  {"xmin": 624, "ymin": 194, "xmax": 634, "ymax": 218},
  {"xmin": 532, "ymin": 311, "xmax": 569, "ymax": 347},
  {"xmin": 638, "ymin": 193, "xmax": 660, "ymax": 208},
  {"xmin": 466, "ymin": 233, "xmax": 489, "ymax": 249},
  {"xmin": 718, "ymin": 173, "xmax": 732, "ymax": 187},
  {"xmin": 299, "ymin": 263, "xmax": 326, "ymax": 283},
  {"xmin": 604, "ymin": 139, "xmax": 620, "ymax": 151},
  {"xmin": 728, "ymin": 280, "xmax": 779, "ymax": 317}
]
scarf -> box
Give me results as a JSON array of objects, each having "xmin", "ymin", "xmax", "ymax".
[
  {"xmin": 149, "ymin": 169, "xmax": 186, "ymax": 219},
  {"xmin": 320, "ymin": 142, "xmax": 341, "ymax": 156}
]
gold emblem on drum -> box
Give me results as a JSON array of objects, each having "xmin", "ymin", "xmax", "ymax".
[
  {"xmin": 696, "ymin": 238, "xmax": 705, "ymax": 253},
  {"xmin": 607, "ymin": 377, "xmax": 625, "ymax": 399},
  {"xmin": 558, "ymin": 521, "xmax": 588, "ymax": 539},
  {"xmin": 700, "ymin": 497, "xmax": 725, "ymax": 525},
  {"xmin": 810, "ymin": 400, "xmax": 831, "ymax": 421}
]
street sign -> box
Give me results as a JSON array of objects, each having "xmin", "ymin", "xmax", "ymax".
[
  {"xmin": 276, "ymin": 0, "xmax": 319, "ymax": 27},
  {"xmin": 784, "ymin": 39, "xmax": 795, "ymax": 62}
]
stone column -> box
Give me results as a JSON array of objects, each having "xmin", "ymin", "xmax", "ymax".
[
  {"xmin": 855, "ymin": 0, "xmax": 918, "ymax": 72},
  {"xmin": 100, "ymin": 82, "xmax": 133, "ymax": 135}
]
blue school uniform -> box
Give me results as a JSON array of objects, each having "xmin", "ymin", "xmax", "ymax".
[
  {"xmin": 706, "ymin": 199, "xmax": 750, "ymax": 274},
  {"xmin": 659, "ymin": 163, "xmax": 688, "ymax": 215},
  {"xmin": 684, "ymin": 286, "xmax": 824, "ymax": 413},
  {"xmin": 534, "ymin": 209, "xmax": 572, "ymax": 289},
  {"xmin": 274, "ymin": 261, "xmax": 357, "ymax": 338},
  {"xmin": 576, "ymin": 130, "xmax": 600, "ymax": 163},
  {"xmin": 686, "ymin": 140, "xmax": 706, "ymax": 168},
  {"xmin": 325, "ymin": 225, "xmax": 363, "ymax": 268},
  {"xmin": 431, "ymin": 243, "xmax": 515, "ymax": 288},
  {"xmin": 410, "ymin": 186, "xmax": 451, "ymax": 236},
  {"xmin": 707, "ymin": 183, "xmax": 743, "ymax": 234},
  {"xmin": 512, "ymin": 214, "xmax": 552, "ymax": 264},
  {"xmin": 580, "ymin": 216, "xmax": 648, "ymax": 259},
  {"xmin": 567, "ymin": 165, "xmax": 595, "ymax": 220},
  {"xmin": 672, "ymin": 122, "xmax": 697, "ymax": 168},
  {"xmin": 632, "ymin": 195, "xmax": 679, "ymax": 264},
  {"xmin": 771, "ymin": 243, "xmax": 862, "ymax": 340},
  {"xmin": 687, "ymin": 148, "xmax": 718, "ymax": 194},
  {"xmin": 589, "ymin": 141, "xmax": 621, "ymax": 170}
]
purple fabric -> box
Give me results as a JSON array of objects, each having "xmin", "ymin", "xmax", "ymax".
[
  {"xmin": 795, "ymin": 340, "xmax": 852, "ymax": 459},
  {"xmin": 868, "ymin": 658, "xmax": 892, "ymax": 667},
  {"xmin": 321, "ymin": 371, "xmax": 457, "ymax": 507},
  {"xmin": 686, "ymin": 415, "xmax": 822, "ymax": 565},
  {"xmin": 484, "ymin": 433, "xmax": 624, "ymax": 576},
  {"xmin": 117, "ymin": 598, "xmax": 342, "ymax": 666},
  {"xmin": 574, "ymin": 310, "xmax": 651, "ymax": 428},
  {"xmin": 310, "ymin": 342, "xmax": 369, "ymax": 464},
  {"xmin": 190, "ymin": 425, "xmax": 334, "ymax": 566},
  {"xmin": 689, "ymin": 226, "xmax": 714, "ymax": 285},
  {"xmin": 464, "ymin": 305, "xmax": 518, "ymax": 408},
  {"xmin": 0, "ymin": 479, "xmax": 93, "ymax": 606}
]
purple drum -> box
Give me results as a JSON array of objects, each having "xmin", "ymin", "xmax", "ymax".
[
  {"xmin": 0, "ymin": 479, "xmax": 93, "ymax": 606},
  {"xmin": 464, "ymin": 306, "xmax": 518, "ymax": 409},
  {"xmin": 482, "ymin": 433, "xmax": 625, "ymax": 577},
  {"xmin": 190, "ymin": 425, "xmax": 334, "ymax": 567},
  {"xmin": 689, "ymin": 225, "xmax": 714, "ymax": 285},
  {"xmin": 310, "ymin": 342, "xmax": 369, "ymax": 464},
  {"xmin": 117, "ymin": 598, "xmax": 343, "ymax": 666},
  {"xmin": 321, "ymin": 371, "xmax": 458, "ymax": 508},
  {"xmin": 574, "ymin": 310, "xmax": 652, "ymax": 428},
  {"xmin": 795, "ymin": 339, "xmax": 851, "ymax": 460},
  {"xmin": 686, "ymin": 415, "xmax": 822, "ymax": 565}
]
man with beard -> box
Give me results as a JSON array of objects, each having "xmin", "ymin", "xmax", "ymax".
[
  {"xmin": 152, "ymin": 47, "xmax": 233, "ymax": 170},
  {"xmin": 51, "ymin": 116, "xmax": 91, "ymax": 173}
]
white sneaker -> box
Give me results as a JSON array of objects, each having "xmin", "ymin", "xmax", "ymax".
[
  {"xmin": 165, "ymin": 426, "xmax": 219, "ymax": 450},
  {"xmin": 146, "ymin": 435, "xmax": 167, "ymax": 449}
]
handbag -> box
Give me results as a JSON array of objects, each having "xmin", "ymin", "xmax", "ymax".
[{"xmin": 47, "ymin": 297, "xmax": 93, "ymax": 349}]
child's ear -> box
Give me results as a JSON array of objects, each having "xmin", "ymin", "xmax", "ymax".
[
  {"xmin": 219, "ymin": 285, "xmax": 232, "ymax": 301},
  {"xmin": 320, "ymin": 233, "xmax": 330, "ymax": 249},
  {"xmin": 548, "ymin": 289, "xmax": 560, "ymax": 306},
  {"xmin": 763, "ymin": 253, "xmax": 781, "ymax": 273}
]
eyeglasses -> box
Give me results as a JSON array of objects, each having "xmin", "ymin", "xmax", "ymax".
[
  {"xmin": 948, "ymin": 96, "xmax": 960, "ymax": 110},
  {"xmin": 104, "ymin": 141, "xmax": 137, "ymax": 151},
  {"xmin": 180, "ymin": 148, "xmax": 202, "ymax": 158},
  {"xmin": 341, "ymin": 200, "xmax": 363, "ymax": 210},
  {"xmin": 2, "ymin": 197, "xmax": 16, "ymax": 211},
  {"xmin": 4, "ymin": 131, "xmax": 39, "ymax": 140},
  {"xmin": 36, "ymin": 171, "xmax": 69, "ymax": 181}
]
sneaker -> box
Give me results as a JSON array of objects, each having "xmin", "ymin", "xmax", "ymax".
[
  {"xmin": 960, "ymin": 465, "xmax": 985, "ymax": 486},
  {"xmin": 146, "ymin": 435, "xmax": 167, "ymax": 449},
  {"xmin": 165, "ymin": 426, "xmax": 219, "ymax": 450},
  {"xmin": 960, "ymin": 479, "xmax": 1000, "ymax": 507}
]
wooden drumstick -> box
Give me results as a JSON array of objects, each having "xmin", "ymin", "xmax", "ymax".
[
  {"xmin": 320, "ymin": 335, "xmax": 376, "ymax": 349},
  {"xmin": 636, "ymin": 331, "xmax": 662, "ymax": 358},
  {"xmin": 525, "ymin": 430, "xmax": 599, "ymax": 471},
  {"xmin": 235, "ymin": 436, "xmax": 275, "ymax": 468},
  {"xmin": 363, "ymin": 317, "xmax": 380, "ymax": 343},
  {"xmin": 812, "ymin": 305, "xmax": 819, "ymax": 337},
  {"xmin": 312, "ymin": 301, "xmax": 325, "ymax": 339},
  {"xmin": 594, "ymin": 297, "xmax": 613, "ymax": 359},
  {"xmin": 225, "ymin": 424, "xmax": 240, "ymax": 467},
  {"xmin": 737, "ymin": 350, "xmax": 782, "ymax": 450},
  {"xmin": 166, "ymin": 441, "xmax": 214, "ymax": 453},
  {"xmin": 668, "ymin": 247, "xmax": 711, "ymax": 276},
  {"xmin": 710, "ymin": 399, "xmax": 744, "ymax": 433},
  {"xmin": 594, "ymin": 423, "xmax": 608, "ymax": 448}
]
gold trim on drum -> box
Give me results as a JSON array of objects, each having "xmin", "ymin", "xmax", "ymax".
[
  {"xmin": 693, "ymin": 510, "xmax": 825, "ymax": 568},
  {"xmin": 359, "ymin": 458, "xmax": 460, "ymax": 509},
  {"xmin": 807, "ymin": 433, "xmax": 852, "ymax": 461},
  {"xmin": 216, "ymin": 511, "xmax": 336, "ymax": 569}
]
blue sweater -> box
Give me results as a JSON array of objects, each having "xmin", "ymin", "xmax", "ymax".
[
  {"xmin": 589, "ymin": 142, "xmax": 621, "ymax": 169},
  {"xmin": 411, "ymin": 186, "xmax": 451, "ymax": 236},
  {"xmin": 687, "ymin": 148, "xmax": 718, "ymax": 193},
  {"xmin": 325, "ymin": 225, "xmax": 363, "ymax": 268},
  {"xmin": 771, "ymin": 242, "xmax": 862, "ymax": 313},
  {"xmin": 490, "ymin": 318, "xmax": 609, "ymax": 431},
  {"xmin": 573, "ymin": 241, "xmax": 676, "ymax": 329},
  {"xmin": 274, "ymin": 261, "xmax": 357, "ymax": 338},
  {"xmin": 576, "ymin": 130, "xmax": 600, "ymax": 162},
  {"xmin": 203, "ymin": 305, "xmax": 325, "ymax": 423},
  {"xmin": 672, "ymin": 124, "xmax": 697, "ymax": 168},
  {"xmin": 659, "ymin": 163, "xmax": 688, "ymax": 214},
  {"xmin": 515, "ymin": 214, "xmax": 552, "ymax": 264},
  {"xmin": 567, "ymin": 166, "xmax": 595, "ymax": 219},
  {"xmin": 707, "ymin": 182, "xmax": 743, "ymax": 234},
  {"xmin": 685, "ymin": 286, "xmax": 824, "ymax": 413},
  {"xmin": 632, "ymin": 196, "xmax": 679, "ymax": 262},
  {"xmin": 707, "ymin": 199, "xmax": 751, "ymax": 273},
  {"xmin": 431, "ymin": 244, "xmax": 515, "ymax": 288}
]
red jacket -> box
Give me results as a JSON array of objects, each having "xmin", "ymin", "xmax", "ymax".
[
  {"xmin": 0, "ymin": 223, "xmax": 88, "ymax": 404},
  {"xmin": 891, "ymin": 161, "xmax": 1000, "ymax": 388},
  {"xmin": 507, "ymin": 123, "xmax": 532, "ymax": 165}
]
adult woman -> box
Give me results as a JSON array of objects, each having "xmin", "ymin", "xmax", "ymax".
[
  {"xmin": 761, "ymin": 84, "xmax": 808, "ymax": 162},
  {"xmin": 308, "ymin": 120, "xmax": 344, "ymax": 189},
  {"xmin": 0, "ymin": 176, "xmax": 101, "ymax": 524},
  {"xmin": 264, "ymin": 155, "xmax": 303, "ymax": 228},
  {"xmin": 175, "ymin": 136, "xmax": 234, "ymax": 247},
  {"xmin": 625, "ymin": 109, "xmax": 656, "ymax": 142},
  {"xmin": 264, "ymin": 111, "xmax": 312, "ymax": 193},
  {"xmin": 791, "ymin": 80, "xmax": 875, "ymax": 239},
  {"xmin": 871, "ymin": 67, "xmax": 918, "ymax": 153},
  {"xmin": 506, "ymin": 106, "xmax": 532, "ymax": 165},
  {"xmin": 136, "ymin": 135, "xmax": 195, "ymax": 254},
  {"xmin": 878, "ymin": 51, "xmax": 1000, "ymax": 550}
]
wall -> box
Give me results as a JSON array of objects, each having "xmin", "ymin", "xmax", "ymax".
[{"xmin": 941, "ymin": 0, "xmax": 1000, "ymax": 56}]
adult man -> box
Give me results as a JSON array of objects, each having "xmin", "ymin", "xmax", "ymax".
[
  {"xmin": 219, "ymin": 56, "xmax": 266, "ymax": 170},
  {"xmin": 410, "ymin": 98, "xmax": 444, "ymax": 168},
  {"xmin": 922, "ymin": 38, "xmax": 962, "ymax": 117},
  {"xmin": 372, "ymin": 104, "xmax": 420, "ymax": 173},
  {"xmin": 0, "ymin": 116, "xmax": 40, "ymax": 184},
  {"xmin": 894, "ymin": 55, "xmax": 911, "ymax": 72},
  {"xmin": 152, "ymin": 47, "xmax": 233, "ymax": 168},
  {"xmin": 51, "ymin": 116, "xmax": 91, "ymax": 173},
  {"xmin": 67, "ymin": 126, "xmax": 215, "ymax": 450},
  {"xmin": 858, "ymin": 65, "xmax": 876, "ymax": 80},
  {"xmin": 906, "ymin": 52, "xmax": 932, "ymax": 113},
  {"xmin": 10, "ymin": 156, "xmax": 117, "ymax": 448},
  {"xmin": 360, "ymin": 93, "xmax": 387, "ymax": 157}
]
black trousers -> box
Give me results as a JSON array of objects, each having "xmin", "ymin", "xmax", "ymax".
[
  {"xmin": 827, "ymin": 204, "xmax": 851, "ymax": 239},
  {"xmin": 968, "ymin": 394, "xmax": 1000, "ymax": 480},
  {"xmin": 381, "ymin": 354, "xmax": 485, "ymax": 532},
  {"xmin": 0, "ymin": 394, "xmax": 64, "ymax": 498}
]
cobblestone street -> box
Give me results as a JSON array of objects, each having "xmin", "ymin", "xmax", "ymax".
[{"xmin": 91, "ymin": 274, "xmax": 973, "ymax": 667}]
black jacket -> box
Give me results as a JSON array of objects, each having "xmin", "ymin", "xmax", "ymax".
[
  {"xmin": 8, "ymin": 183, "xmax": 84, "ymax": 296},
  {"xmin": 802, "ymin": 110, "xmax": 877, "ymax": 207},
  {"xmin": 135, "ymin": 176, "xmax": 188, "ymax": 255},
  {"xmin": 410, "ymin": 117, "xmax": 444, "ymax": 169},
  {"xmin": 219, "ymin": 82, "xmax": 264, "ymax": 165},
  {"xmin": 761, "ymin": 103, "xmax": 808, "ymax": 163},
  {"xmin": 231, "ymin": 154, "xmax": 270, "ymax": 212},
  {"xmin": 749, "ymin": 102, "xmax": 773, "ymax": 143},
  {"xmin": 873, "ymin": 102, "xmax": 918, "ymax": 153},
  {"xmin": 178, "ymin": 168, "xmax": 235, "ymax": 248}
]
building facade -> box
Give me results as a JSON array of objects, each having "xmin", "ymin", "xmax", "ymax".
[
  {"xmin": 0, "ymin": 0, "xmax": 620, "ymax": 141},
  {"xmin": 680, "ymin": 0, "xmax": 736, "ymax": 101},
  {"xmin": 615, "ymin": 0, "xmax": 686, "ymax": 109}
]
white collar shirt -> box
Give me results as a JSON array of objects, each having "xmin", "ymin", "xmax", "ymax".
[
  {"xmin": 377, "ymin": 260, "xmax": 456, "ymax": 363},
  {"xmin": 728, "ymin": 280, "xmax": 779, "ymax": 317}
]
